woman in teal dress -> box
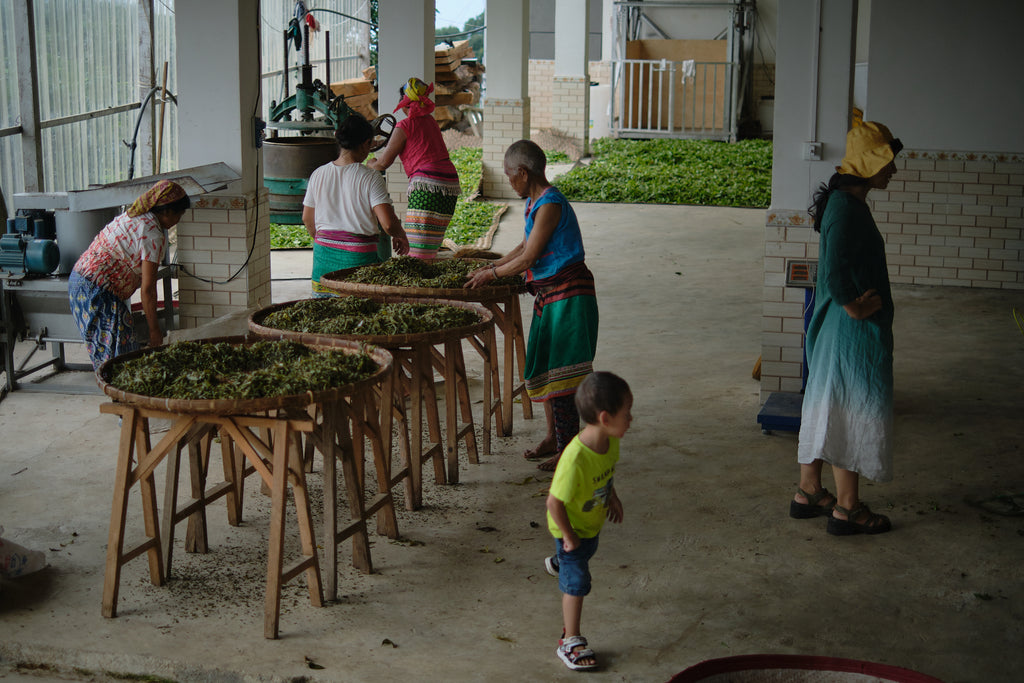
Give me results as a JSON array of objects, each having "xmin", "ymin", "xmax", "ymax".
[{"xmin": 790, "ymin": 121, "xmax": 902, "ymax": 536}]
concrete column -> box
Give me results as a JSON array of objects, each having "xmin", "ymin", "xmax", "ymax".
[
  {"xmin": 173, "ymin": 0, "xmax": 269, "ymax": 327},
  {"xmin": 760, "ymin": 0, "xmax": 858, "ymax": 401},
  {"xmin": 482, "ymin": 0, "xmax": 529, "ymax": 199},
  {"xmin": 377, "ymin": 0, "xmax": 434, "ymax": 225},
  {"xmin": 553, "ymin": 0, "xmax": 590, "ymax": 155}
]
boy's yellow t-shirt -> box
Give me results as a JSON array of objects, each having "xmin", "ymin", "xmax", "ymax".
[{"xmin": 547, "ymin": 434, "xmax": 619, "ymax": 539}]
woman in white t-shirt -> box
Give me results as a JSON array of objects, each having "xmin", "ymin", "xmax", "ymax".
[{"xmin": 303, "ymin": 114, "xmax": 409, "ymax": 297}]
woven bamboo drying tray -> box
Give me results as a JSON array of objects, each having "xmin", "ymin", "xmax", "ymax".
[
  {"xmin": 247, "ymin": 299, "xmax": 494, "ymax": 347},
  {"xmin": 318, "ymin": 260, "xmax": 527, "ymax": 303},
  {"xmin": 97, "ymin": 335, "xmax": 393, "ymax": 416}
]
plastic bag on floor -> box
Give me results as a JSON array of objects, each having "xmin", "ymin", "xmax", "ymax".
[{"xmin": 0, "ymin": 526, "xmax": 48, "ymax": 578}]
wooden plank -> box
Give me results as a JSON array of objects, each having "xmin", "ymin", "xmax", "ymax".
[
  {"xmin": 361, "ymin": 65, "xmax": 376, "ymax": 80},
  {"xmin": 436, "ymin": 91, "xmax": 475, "ymax": 107},
  {"xmin": 431, "ymin": 105, "xmax": 459, "ymax": 122},
  {"xmin": 330, "ymin": 78, "xmax": 374, "ymax": 97},
  {"xmin": 341, "ymin": 91, "xmax": 378, "ymax": 120},
  {"xmin": 435, "ymin": 39, "xmax": 473, "ymax": 60}
]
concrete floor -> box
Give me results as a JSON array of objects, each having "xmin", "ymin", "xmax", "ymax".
[{"xmin": 1, "ymin": 202, "xmax": 1023, "ymax": 683}]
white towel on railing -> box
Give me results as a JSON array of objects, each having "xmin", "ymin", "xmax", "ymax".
[{"xmin": 681, "ymin": 59, "xmax": 696, "ymax": 83}]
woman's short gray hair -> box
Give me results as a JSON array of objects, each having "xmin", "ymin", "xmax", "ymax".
[{"xmin": 504, "ymin": 139, "xmax": 547, "ymax": 177}]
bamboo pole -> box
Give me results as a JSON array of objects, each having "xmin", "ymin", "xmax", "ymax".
[{"xmin": 155, "ymin": 61, "xmax": 168, "ymax": 173}]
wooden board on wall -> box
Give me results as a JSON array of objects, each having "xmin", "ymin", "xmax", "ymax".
[{"xmin": 624, "ymin": 40, "xmax": 729, "ymax": 132}]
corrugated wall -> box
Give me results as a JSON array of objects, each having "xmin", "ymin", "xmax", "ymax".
[
  {"xmin": 0, "ymin": 0, "xmax": 368, "ymax": 208},
  {"xmin": 260, "ymin": 0, "xmax": 371, "ymax": 139}
]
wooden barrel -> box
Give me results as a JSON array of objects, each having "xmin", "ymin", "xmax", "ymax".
[{"xmin": 97, "ymin": 335, "xmax": 392, "ymax": 415}]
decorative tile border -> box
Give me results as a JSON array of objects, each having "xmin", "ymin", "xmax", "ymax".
[
  {"xmin": 765, "ymin": 209, "xmax": 811, "ymax": 227},
  {"xmin": 903, "ymin": 149, "xmax": 1024, "ymax": 163},
  {"xmin": 192, "ymin": 194, "xmax": 251, "ymax": 210}
]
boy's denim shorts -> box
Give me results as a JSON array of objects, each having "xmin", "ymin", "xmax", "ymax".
[{"xmin": 555, "ymin": 534, "xmax": 599, "ymax": 597}]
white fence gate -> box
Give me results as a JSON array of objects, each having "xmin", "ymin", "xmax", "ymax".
[{"xmin": 612, "ymin": 58, "xmax": 737, "ymax": 141}]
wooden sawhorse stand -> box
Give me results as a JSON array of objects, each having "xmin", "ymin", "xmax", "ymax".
[
  {"xmin": 100, "ymin": 402, "xmax": 324, "ymax": 639},
  {"xmin": 478, "ymin": 291, "xmax": 533, "ymax": 436},
  {"xmin": 306, "ymin": 384, "xmax": 400, "ymax": 602}
]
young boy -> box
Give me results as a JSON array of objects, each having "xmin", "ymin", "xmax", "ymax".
[{"xmin": 545, "ymin": 371, "xmax": 632, "ymax": 671}]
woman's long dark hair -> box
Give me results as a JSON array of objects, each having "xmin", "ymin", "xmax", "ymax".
[{"xmin": 809, "ymin": 173, "xmax": 869, "ymax": 232}]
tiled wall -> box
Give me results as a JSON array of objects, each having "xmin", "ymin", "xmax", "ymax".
[
  {"xmin": 528, "ymin": 60, "xmax": 610, "ymax": 131},
  {"xmin": 175, "ymin": 188, "xmax": 271, "ymax": 329},
  {"xmin": 481, "ymin": 98, "xmax": 531, "ymax": 199},
  {"xmin": 552, "ymin": 76, "xmax": 590, "ymax": 151},
  {"xmin": 760, "ymin": 149, "xmax": 1024, "ymax": 400}
]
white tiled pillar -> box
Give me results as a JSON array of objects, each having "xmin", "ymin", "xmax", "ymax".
[
  {"xmin": 378, "ymin": 0, "xmax": 434, "ymax": 231},
  {"xmin": 760, "ymin": 0, "xmax": 856, "ymax": 402},
  {"xmin": 551, "ymin": 77, "xmax": 589, "ymax": 153},
  {"xmin": 175, "ymin": 188, "xmax": 271, "ymax": 328},
  {"xmin": 481, "ymin": 99, "xmax": 531, "ymax": 198},
  {"xmin": 173, "ymin": 0, "xmax": 266, "ymax": 328},
  {"xmin": 483, "ymin": 0, "xmax": 529, "ymax": 199},
  {"xmin": 553, "ymin": 0, "xmax": 590, "ymax": 155}
]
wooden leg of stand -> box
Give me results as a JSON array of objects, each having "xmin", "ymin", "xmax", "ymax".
[
  {"xmin": 452, "ymin": 339, "xmax": 479, "ymax": 465},
  {"xmin": 444, "ymin": 340, "xmax": 460, "ymax": 483},
  {"xmin": 512, "ymin": 295, "xmax": 533, "ymax": 420},
  {"xmin": 221, "ymin": 430, "xmax": 244, "ymax": 526},
  {"xmin": 184, "ymin": 430, "xmax": 211, "ymax": 553},
  {"xmin": 418, "ymin": 344, "xmax": 446, "ymax": 485},
  {"xmin": 321, "ymin": 405, "xmax": 339, "ymax": 602},
  {"xmin": 160, "ymin": 438, "xmax": 183, "ymax": 579},
  {"xmin": 136, "ymin": 417, "xmax": 164, "ymax": 588},
  {"xmin": 335, "ymin": 404, "xmax": 372, "ymax": 573},
  {"xmin": 264, "ymin": 422, "xmax": 289, "ymax": 639},
  {"xmin": 102, "ymin": 408, "xmax": 137, "ymax": 618},
  {"xmin": 288, "ymin": 428, "xmax": 323, "ymax": 609}
]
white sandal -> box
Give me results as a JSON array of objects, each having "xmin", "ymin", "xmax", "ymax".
[{"xmin": 557, "ymin": 635, "xmax": 598, "ymax": 671}]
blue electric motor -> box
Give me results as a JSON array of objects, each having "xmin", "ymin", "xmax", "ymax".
[{"xmin": 0, "ymin": 212, "xmax": 60, "ymax": 276}]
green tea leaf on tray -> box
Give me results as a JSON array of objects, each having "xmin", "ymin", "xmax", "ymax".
[
  {"xmin": 342, "ymin": 256, "xmax": 522, "ymax": 289},
  {"xmin": 109, "ymin": 340, "xmax": 377, "ymax": 400},
  {"xmin": 261, "ymin": 297, "xmax": 481, "ymax": 336}
]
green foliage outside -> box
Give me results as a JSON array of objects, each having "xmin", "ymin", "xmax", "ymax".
[
  {"xmin": 270, "ymin": 138, "xmax": 774, "ymax": 249},
  {"xmin": 436, "ymin": 11, "xmax": 485, "ymax": 56},
  {"xmin": 270, "ymin": 223, "xmax": 313, "ymax": 249},
  {"xmin": 554, "ymin": 138, "xmax": 773, "ymax": 207},
  {"xmin": 443, "ymin": 146, "xmax": 502, "ymax": 245},
  {"xmin": 269, "ymin": 146, "xmax": 501, "ymax": 249}
]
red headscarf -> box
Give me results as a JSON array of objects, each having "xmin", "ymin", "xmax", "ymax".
[
  {"xmin": 393, "ymin": 77, "xmax": 436, "ymax": 118},
  {"xmin": 127, "ymin": 180, "xmax": 187, "ymax": 218}
]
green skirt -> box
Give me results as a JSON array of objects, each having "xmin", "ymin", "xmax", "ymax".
[{"xmin": 524, "ymin": 262, "xmax": 599, "ymax": 401}]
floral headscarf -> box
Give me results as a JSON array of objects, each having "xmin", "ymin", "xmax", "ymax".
[
  {"xmin": 127, "ymin": 180, "xmax": 187, "ymax": 218},
  {"xmin": 393, "ymin": 77, "xmax": 436, "ymax": 118}
]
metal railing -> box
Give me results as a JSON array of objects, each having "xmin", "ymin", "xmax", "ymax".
[{"xmin": 612, "ymin": 58, "xmax": 737, "ymax": 140}]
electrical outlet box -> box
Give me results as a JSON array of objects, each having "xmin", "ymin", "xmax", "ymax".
[
  {"xmin": 785, "ymin": 259, "xmax": 818, "ymax": 287},
  {"xmin": 803, "ymin": 141, "xmax": 822, "ymax": 161}
]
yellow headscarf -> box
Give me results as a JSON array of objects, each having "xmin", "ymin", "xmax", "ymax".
[
  {"xmin": 393, "ymin": 77, "xmax": 436, "ymax": 118},
  {"xmin": 127, "ymin": 180, "xmax": 187, "ymax": 218},
  {"xmin": 836, "ymin": 120, "xmax": 903, "ymax": 179}
]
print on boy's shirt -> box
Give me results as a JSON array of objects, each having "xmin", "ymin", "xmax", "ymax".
[{"xmin": 582, "ymin": 478, "xmax": 614, "ymax": 512}]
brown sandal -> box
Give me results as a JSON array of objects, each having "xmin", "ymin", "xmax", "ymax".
[
  {"xmin": 827, "ymin": 503, "xmax": 892, "ymax": 536},
  {"xmin": 789, "ymin": 487, "xmax": 837, "ymax": 519}
]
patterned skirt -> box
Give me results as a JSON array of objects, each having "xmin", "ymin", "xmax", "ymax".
[
  {"xmin": 311, "ymin": 232, "xmax": 385, "ymax": 297},
  {"xmin": 68, "ymin": 271, "xmax": 138, "ymax": 371},
  {"xmin": 524, "ymin": 261, "xmax": 599, "ymax": 402},
  {"xmin": 405, "ymin": 169, "xmax": 460, "ymax": 260}
]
